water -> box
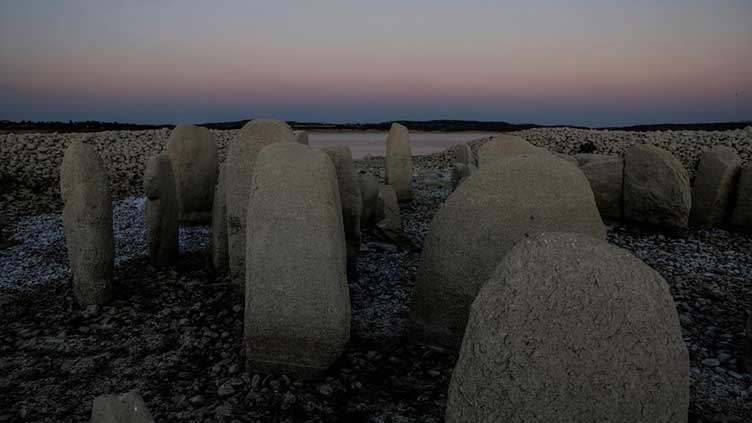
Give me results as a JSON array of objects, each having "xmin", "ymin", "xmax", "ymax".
[{"xmin": 307, "ymin": 131, "xmax": 498, "ymax": 159}]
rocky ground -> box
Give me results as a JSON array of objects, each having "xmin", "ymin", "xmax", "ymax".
[{"xmin": 1, "ymin": 132, "xmax": 751, "ymax": 422}]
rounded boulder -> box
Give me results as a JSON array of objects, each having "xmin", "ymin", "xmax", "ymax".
[{"xmin": 446, "ymin": 232, "xmax": 689, "ymax": 423}]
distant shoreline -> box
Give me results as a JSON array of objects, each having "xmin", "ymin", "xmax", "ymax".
[{"xmin": 0, "ymin": 119, "xmax": 749, "ymax": 134}]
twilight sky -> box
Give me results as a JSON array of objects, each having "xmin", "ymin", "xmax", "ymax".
[{"xmin": 1, "ymin": 0, "xmax": 750, "ymax": 126}]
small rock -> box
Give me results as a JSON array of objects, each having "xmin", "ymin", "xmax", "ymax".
[
  {"xmin": 218, "ymin": 381, "xmax": 235, "ymax": 397},
  {"xmin": 318, "ymin": 384, "xmax": 334, "ymax": 396}
]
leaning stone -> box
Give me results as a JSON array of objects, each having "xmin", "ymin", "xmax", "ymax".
[
  {"xmin": 358, "ymin": 172, "xmax": 379, "ymax": 228},
  {"xmin": 144, "ymin": 153, "xmax": 179, "ymax": 266},
  {"xmin": 91, "ymin": 391, "xmax": 155, "ymax": 423},
  {"xmin": 409, "ymin": 154, "xmax": 605, "ymax": 349},
  {"xmin": 690, "ymin": 146, "xmax": 741, "ymax": 227},
  {"xmin": 376, "ymin": 185, "xmax": 402, "ymax": 242},
  {"xmin": 446, "ymin": 232, "xmax": 688, "ymax": 423},
  {"xmin": 385, "ymin": 123, "xmax": 413, "ymax": 202},
  {"xmin": 623, "ymin": 144, "xmax": 691, "ymax": 231},
  {"xmin": 60, "ymin": 140, "xmax": 114, "ymax": 306},
  {"xmin": 166, "ymin": 124, "xmax": 218, "ymax": 224},
  {"xmin": 245, "ymin": 142, "xmax": 350, "ymax": 379},
  {"xmin": 450, "ymin": 162, "xmax": 477, "ymax": 191},
  {"xmin": 731, "ymin": 166, "xmax": 752, "ymax": 230},
  {"xmin": 226, "ymin": 119, "xmax": 295, "ymax": 290},
  {"xmin": 322, "ymin": 146, "xmax": 362, "ymax": 280},
  {"xmin": 580, "ymin": 156, "xmax": 624, "ymax": 219},
  {"xmin": 476, "ymin": 134, "xmax": 543, "ymax": 167},
  {"xmin": 210, "ymin": 164, "xmax": 228, "ymax": 273},
  {"xmin": 294, "ymin": 130, "xmax": 309, "ymax": 145}
]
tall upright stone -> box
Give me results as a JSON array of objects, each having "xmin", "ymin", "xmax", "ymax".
[
  {"xmin": 210, "ymin": 164, "xmax": 228, "ymax": 273},
  {"xmin": 446, "ymin": 232, "xmax": 689, "ymax": 423},
  {"xmin": 624, "ymin": 144, "xmax": 691, "ymax": 231},
  {"xmin": 322, "ymin": 146, "xmax": 362, "ymax": 279},
  {"xmin": 579, "ymin": 156, "xmax": 624, "ymax": 219},
  {"xmin": 409, "ymin": 154, "xmax": 605, "ymax": 349},
  {"xmin": 358, "ymin": 172, "xmax": 379, "ymax": 228},
  {"xmin": 226, "ymin": 119, "xmax": 295, "ymax": 289},
  {"xmin": 690, "ymin": 146, "xmax": 741, "ymax": 227},
  {"xmin": 166, "ymin": 124, "xmax": 218, "ymax": 224},
  {"xmin": 144, "ymin": 153, "xmax": 179, "ymax": 266},
  {"xmin": 731, "ymin": 166, "xmax": 752, "ymax": 230},
  {"xmin": 385, "ymin": 123, "xmax": 413, "ymax": 202},
  {"xmin": 244, "ymin": 143, "xmax": 350, "ymax": 379},
  {"xmin": 376, "ymin": 184, "xmax": 402, "ymax": 241},
  {"xmin": 294, "ymin": 130, "xmax": 309, "ymax": 145},
  {"xmin": 60, "ymin": 140, "xmax": 114, "ymax": 306}
]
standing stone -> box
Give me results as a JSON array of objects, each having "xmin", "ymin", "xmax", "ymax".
[
  {"xmin": 294, "ymin": 130, "xmax": 309, "ymax": 145},
  {"xmin": 166, "ymin": 124, "xmax": 218, "ymax": 224},
  {"xmin": 358, "ymin": 172, "xmax": 379, "ymax": 228},
  {"xmin": 731, "ymin": 166, "xmax": 752, "ymax": 230},
  {"xmin": 91, "ymin": 392, "xmax": 155, "ymax": 423},
  {"xmin": 385, "ymin": 123, "xmax": 413, "ymax": 202},
  {"xmin": 210, "ymin": 164, "xmax": 228, "ymax": 273},
  {"xmin": 376, "ymin": 184, "xmax": 402, "ymax": 241},
  {"xmin": 446, "ymin": 232, "xmax": 688, "ymax": 423},
  {"xmin": 690, "ymin": 146, "xmax": 741, "ymax": 227},
  {"xmin": 476, "ymin": 134, "xmax": 543, "ymax": 167},
  {"xmin": 623, "ymin": 144, "xmax": 691, "ymax": 231},
  {"xmin": 144, "ymin": 153, "xmax": 179, "ymax": 266},
  {"xmin": 60, "ymin": 140, "xmax": 114, "ymax": 306},
  {"xmin": 245, "ymin": 142, "xmax": 350, "ymax": 379},
  {"xmin": 409, "ymin": 154, "xmax": 605, "ymax": 349},
  {"xmin": 580, "ymin": 156, "xmax": 624, "ymax": 219},
  {"xmin": 226, "ymin": 119, "xmax": 295, "ymax": 290},
  {"xmin": 451, "ymin": 162, "xmax": 476, "ymax": 191},
  {"xmin": 322, "ymin": 146, "xmax": 362, "ymax": 279},
  {"xmin": 447, "ymin": 143, "xmax": 474, "ymax": 166}
]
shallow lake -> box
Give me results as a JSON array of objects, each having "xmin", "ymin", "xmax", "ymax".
[{"xmin": 307, "ymin": 131, "xmax": 498, "ymax": 159}]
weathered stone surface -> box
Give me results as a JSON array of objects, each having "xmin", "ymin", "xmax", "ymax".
[
  {"xmin": 409, "ymin": 154, "xmax": 605, "ymax": 349},
  {"xmin": 732, "ymin": 166, "xmax": 752, "ymax": 230},
  {"xmin": 358, "ymin": 172, "xmax": 379, "ymax": 228},
  {"xmin": 210, "ymin": 164, "xmax": 228, "ymax": 273},
  {"xmin": 741, "ymin": 313, "xmax": 752, "ymax": 373},
  {"xmin": 580, "ymin": 156, "xmax": 624, "ymax": 219},
  {"xmin": 294, "ymin": 130, "xmax": 309, "ymax": 145},
  {"xmin": 624, "ymin": 144, "xmax": 691, "ymax": 231},
  {"xmin": 574, "ymin": 153, "xmax": 614, "ymax": 167},
  {"xmin": 385, "ymin": 123, "xmax": 413, "ymax": 202},
  {"xmin": 244, "ymin": 142, "xmax": 350, "ymax": 379},
  {"xmin": 166, "ymin": 124, "xmax": 218, "ymax": 224},
  {"xmin": 376, "ymin": 184, "xmax": 401, "ymax": 242},
  {"xmin": 553, "ymin": 152, "xmax": 578, "ymax": 165},
  {"xmin": 91, "ymin": 391, "xmax": 155, "ymax": 423},
  {"xmin": 476, "ymin": 134, "xmax": 543, "ymax": 167},
  {"xmin": 450, "ymin": 162, "xmax": 477, "ymax": 191},
  {"xmin": 447, "ymin": 143, "xmax": 474, "ymax": 166},
  {"xmin": 60, "ymin": 140, "xmax": 114, "ymax": 306},
  {"xmin": 446, "ymin": 232, "xmax": 688, "ymax": 423},
  {"xmin": 322, "ymin": 146, "xmax": 362, "ymax": 279},
  {"xmin": 226, "ymin": 119, "xmax": 295, "ymax": 290},
  {"xmin": 691, "ymin": 146, "xmax": 741, "ymax": 227},
  {"xmin": 143, "ymin": 153, "xmax": 179, "ymax": 266}
]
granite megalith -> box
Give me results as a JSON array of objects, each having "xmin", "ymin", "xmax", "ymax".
[
  {"xmin": 579, "ymin": 156, "xmax": 624, "ymax": 219},
  {"xmin": 358, "ymin": 172, "xmax": 379, "ymax": 228},
  {"xmin": 322, "ymin": 146, "xmax": 362, "ymax": 279},
  {"xmin": 409, "ymin": 154, "xmax": 605, "ymax": 349},
  {"xmin": 294, "ymin": 130, "xmax": 309, "ymax": 145},
  {"xmin": 144, "ymin": 153, "xmax": 179, "ymax": 266},
  {"xmin": 376, "ymin": 184, "xmax": 402, "ymax": 242},
  {"xmin": 450, "ymin": 162, "xmax": 476, "ymax": 191},
  {"xmin": 690, "ymin": 146, "xmax": 741, "ymax": 227},
  {"xmin": 60, "ymin": 140, "xmax": 114, "ymax": 306},
  {"xmin": 476, "ymin": 134, "xmax": 543, "ymax": 167},
  {"xmin": 226, "ymin": 119, "xmax": 295, "ymax": 290},
  {"xmin": 623, "ymin": 144, "xmax": 691, "ymax": 231},
  {"xmin": 166, "ymin": 124, "xmax": 218, "ymax": 224},
  {"xmin": 244, "ymin": 142, "xmax": 350, "ymax": 379},
  {"xmin": 446, "ymin": 232, "xmax": 689, "ymax": 423},
  {"xmin": 210, "ymin": 164, "xmax": 228, "ymax": 273},
  {"xmin": 385, "ymin": 123, "xmax": 413, "ymax": 202}
]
